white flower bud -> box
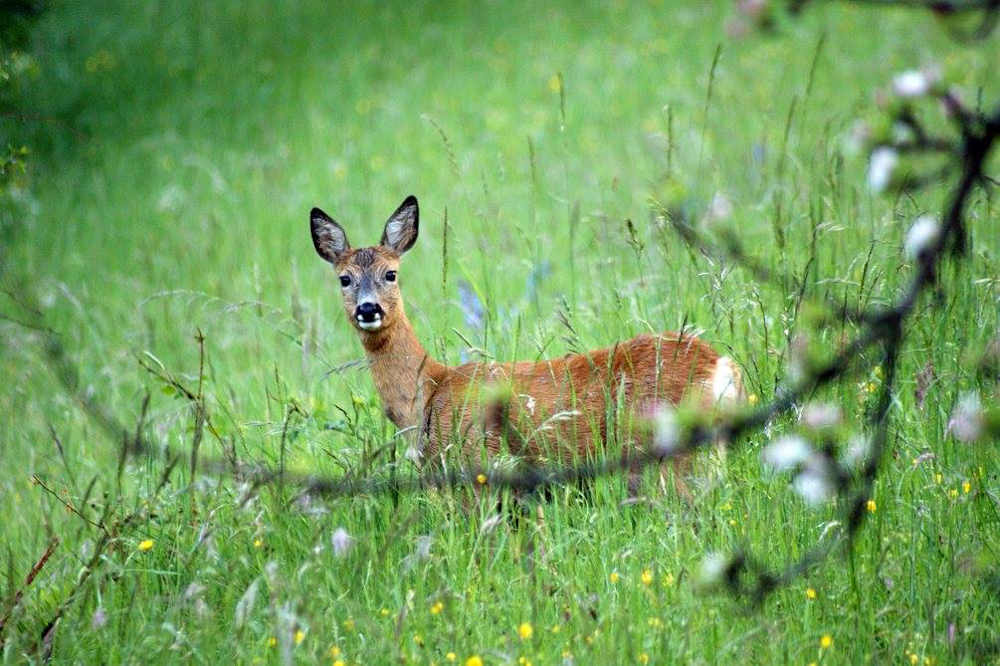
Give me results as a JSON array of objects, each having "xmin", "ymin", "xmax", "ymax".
[
  {"xmin": 762, "ymin": 435, "xmax": 812, "ymax": 471},
  {"xmin": 892, "ymin": 66, "xmax": 940, "ymax": 99},
  {"xmin": 800, "ymin": 403, "xmax": 842, "ymax": 430},
  {"xmin": 868, "ymin": 147, "xmax": 898, "ymax": 192},
  {"xmin": 794, "ymin": 462, "xmax": 835, "ymax": 505},
  {"xmin": 651, "ymin": 406, "xmax": 681, "ymax": 454},
  {"xmin": 948, "ymin": 392, "xmax": 984, "ymax": 443},
  {"xmin": 904, "ymin": 215, "xmax": 940, "ymax": 260},
  {"xmin": 892, "ymin": 70, "xmax": 931, "ymax": 98},
  {"xmin": 698, "ymin": 552, "xmax": 729, "ymax": 586}
]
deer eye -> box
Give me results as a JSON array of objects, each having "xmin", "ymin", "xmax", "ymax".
[
  {"xmin": 339, "ymin": 275, "xmax": 352, "ymax": 287},
  {"xmin": 385, "ymin": 271, "xmax": 397, "ymax": 283}
]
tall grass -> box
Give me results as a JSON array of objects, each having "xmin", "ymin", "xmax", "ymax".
[{"xmin": 1, "ymin": 1, "xmax": 998, "ymax": 663}]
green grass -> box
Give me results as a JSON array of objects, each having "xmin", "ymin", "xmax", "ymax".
[{"xmin": 2, "ymin": 1, "xmax": 998, "ymax": 663}]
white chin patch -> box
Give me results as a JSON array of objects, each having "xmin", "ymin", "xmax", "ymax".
[{"xmin": 357, "ymin": 317, "xmax": 382, "ymax": 331}]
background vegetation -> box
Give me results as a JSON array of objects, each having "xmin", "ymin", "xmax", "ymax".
[{"xmin": 1, "ymin": 1, "xmax": 997, "ymax": 663}]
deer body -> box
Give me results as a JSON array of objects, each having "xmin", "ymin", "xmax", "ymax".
[{"xmin": 311, "ymin": 196, "xmax": 743, "ymax": 471}]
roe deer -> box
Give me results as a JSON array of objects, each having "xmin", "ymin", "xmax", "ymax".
[{"xmin": 310, "ymin": 195, "xmax": 744, "ymax": 490}]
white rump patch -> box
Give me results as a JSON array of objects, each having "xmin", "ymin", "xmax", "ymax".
[{"xmin": 712, "ymin": 357, "xmax": 741, "ymax": 404}]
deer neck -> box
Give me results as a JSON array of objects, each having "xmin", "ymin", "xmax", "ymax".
[{"xmin": 359, "ymin": 311, "xmax": 445, "ymax": 429}]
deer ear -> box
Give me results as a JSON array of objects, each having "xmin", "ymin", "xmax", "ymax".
[
  {"xmin": 380, "ymin": 195, "xmax": 419, "ymax": 255},
  {"xmin": 311, "ymin": 207, "xmax": 349, "ymax": 264}
]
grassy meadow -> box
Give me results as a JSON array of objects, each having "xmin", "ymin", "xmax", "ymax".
[{"xmin": 1, "ymin": 1, "xmax": 999, "ymax": 663}]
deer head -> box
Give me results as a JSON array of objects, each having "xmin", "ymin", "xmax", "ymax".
[{"xmin": 310, "ymin": 195, "xmax": 419, "ymax": 334}]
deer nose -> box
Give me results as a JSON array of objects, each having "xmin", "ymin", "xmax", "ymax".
[{"xmin": 355, "ymin": 302, "xmax": 383, "ymax": 323}]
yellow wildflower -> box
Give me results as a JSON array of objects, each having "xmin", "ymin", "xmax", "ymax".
[
  {"xmin": 343, "ymin": 619, "xmax": 355, "ymax": 632},
  {"xmin": 806, "ymin": 587, "xmax": 817, "ymax": 600},
  {"xmin": 253, "ymin": 538, "xmax": 263, "ymax": 548},
  {"xmin": 518, "ymin": 622, "xmax": 533, "ymax": 640},
  {"xmin": 609, "ymin": 572, "xmax": 620, "ymax": 583},
  {"xmin": 138, "ymin": 539, "xmax": 154, "ymax": 552},
  {"xmin": 641, "ymin": 569, "xmax": 653, "ymax": 586},
  {"xmin": 465, "ymin": 657, "xmax": 483, "ymax": 666},
  {"xmin": 446, "ymin": 654, "xmax": 457, "ymax": 662},
  {"xmin": 963, "ymin": 481, "xmax": 971, "ymax": 494},
  {"xmin": 476, "ymin": 473, "xmax": 487, "ymax": 485},
  {"xmin": 267, "ymin": 637, "xmax": 277, "ymax": 648},
  {"xmin": 934, "ymin": 473, "xmax": 942, "ymax": 484},
  {"xmin": 909, "ymin": 654, "xmax": 918, "ymax": 665},
  {"xmin": 431, "ymin": 601, "xmax": 444, "ymax": 615},
  {"xmin": 866, "ymin": 500, "xmax": 877, "ymax": 513},
  {"xmin": 380, "ymin": 608, "xmax": 390, "ymax": 617},
  {"xmin": 329, "ymin": 646, "xmax": 341, "ymax": 658},
  {"xmin": 948, "ymin": 488, "xmax": 959, "ymax": 499},
  {"xmin": 639, "ymin": 653, "xmax": 650, "ymax": 664},
  {"xmin": 333, "ymin": 661, "xmax": 345, "ymax": 666},
  {"xmin": 820, "ymin": 634, "xmax": 833, "ymax": 649},
  {"xmin": 294, "ymin": 630, "xmax": 305, "ymax": 645},
  {"xmin": 748, "ymin": 393, "xmax": 759, "ymax": 406}
]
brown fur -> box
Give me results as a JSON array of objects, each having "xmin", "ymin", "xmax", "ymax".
[{"xmin": 311, "ymin": 197, "xmax": 744, "ymax": 481}]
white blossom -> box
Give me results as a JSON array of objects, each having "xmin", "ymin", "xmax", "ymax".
[
  {"xmin": 904, "ymin": 215, "xmax": 941, "ymax": 260},
  {"xmin": 331, "ymin": 527, "xmax": 354, "ymax": 556},
  {"xmin": 761, "ymin": 435, "xmax": 812, "ymax": 471},
  {"xmin": 868, "ymin": 147, "xmax": 898, "ymax": 192},
  {"xmin": 948, "ymin": 392, "xmax": 984, "ymax": 443},
  {"xmin": 698, "ymin": 552, "xmax": 729, "ymax": 586},
  {"xmin": 794, "ymin": 464, "xmax": 835, "ymax": 505},
  {"xmin": 800, "ymin": 403, "xmax": 842, "ymax": 430},
  {"xmin": 651, "ymin": 406, "xmax": 681, "ymax": 454},
  {"xmin": 91, "ymin": 606, "xmax": 107, "ymax": 630},
  {"xmin": 892, "ymin": 67, "xmax": 940, "ymax": 98}
]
